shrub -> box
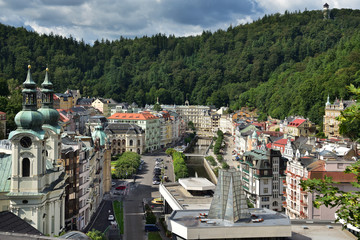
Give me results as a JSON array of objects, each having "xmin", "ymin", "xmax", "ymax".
[
  {"xmin": 222, "ymin": 162, "xmax": 230, "ymax": 169},
  {"xmin": 205, "ymin": 156, "xmax": 217, "ymax": 166}
]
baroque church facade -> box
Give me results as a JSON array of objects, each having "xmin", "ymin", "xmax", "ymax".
[{"xmin": 5, "ymin": 66, "xmax": 66, "ymax": 236}]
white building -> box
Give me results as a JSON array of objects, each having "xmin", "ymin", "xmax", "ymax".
[
  {"xmin": 5, "ymin": 67, "xmax": 66, "ymax": 236},
  {"xmin": 239, "ymin": 149, "xmax": 287, "ymax": 211}
]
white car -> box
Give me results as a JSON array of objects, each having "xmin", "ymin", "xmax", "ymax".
[
  {"xmin": 152, "ymin": 181, "xmax": 160, "ymax": 185},
  {"xmin": 108, "ymin": 214, "xmax": 115, "ymax": 221},
  {"xmin": 112, "ymin": 182, "xmax": 116, "ymax": 187}
]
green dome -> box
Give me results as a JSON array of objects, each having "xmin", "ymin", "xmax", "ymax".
[
  {"xmin": 92, "ymin": 125, "xmax": 108, "ymax": 146},
  {"xmin": 15, "ymin": 110, "xmax": 44, "ymax": 131},
  {"xmin": 38, "ymin": 107, "xmax": 60, "ymax": 126}
]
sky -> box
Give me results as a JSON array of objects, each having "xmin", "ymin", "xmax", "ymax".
[{"xmin": 0, "ymin": 0, "xmax": 359, "ymax": 44}]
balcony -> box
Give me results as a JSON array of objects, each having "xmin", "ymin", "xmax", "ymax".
[{"xmin": 300, "ymin": 201, "xmax": 308, "ymax": 207}]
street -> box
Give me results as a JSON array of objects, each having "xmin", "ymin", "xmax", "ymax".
[{"xmin": 123, "ymin": 152, "xmax": 173, "ymax": 240}]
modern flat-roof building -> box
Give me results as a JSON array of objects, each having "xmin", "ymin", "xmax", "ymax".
[
  {"xmin": 167, "ymin": 170, "xmax": 292, "ymax": 239},
  {"xmin": 159, "ymin": 178, "xmax": 215, "ymax": 214}
]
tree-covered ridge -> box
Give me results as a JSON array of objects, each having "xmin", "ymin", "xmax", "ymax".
[{"xmin": 1, "ymin": 9, "xmax": 360, "ymax": 124}]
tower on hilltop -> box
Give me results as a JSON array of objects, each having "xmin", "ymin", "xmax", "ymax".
[{"xmin": 323, "ymin": 3, "xmax": 330, "ymax": 19}]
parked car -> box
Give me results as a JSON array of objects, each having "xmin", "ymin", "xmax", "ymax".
[
  {"xmin": 108, "ymin": 215, "xmax": 115, "ymax": 221},
  {"xmin": 111, "ymin": 182, "xmax": 116, "ymax": 187},
  {"xmin": 145, "ymin": 224, "xmax": 160, "ymax": 232},
  {"xmin": 153, "ymin": 176, "xmax": 161, "ymax": 182},
  {"xmin": 116, "ymin": 185, "xmax": 126, "ymax": 190},
  {"xmin": 152, "ymin": 181, "xmax": 160, "ymax": 185}
]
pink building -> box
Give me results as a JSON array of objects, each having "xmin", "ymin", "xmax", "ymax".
[{"xmin": 284, "ymin": 152, "xmax": 357, "ymax": 220}]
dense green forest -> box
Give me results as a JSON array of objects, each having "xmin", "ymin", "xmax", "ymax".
[{"xmin": 1, "ymin": 8, "xmax": 360, "ymax": 127}]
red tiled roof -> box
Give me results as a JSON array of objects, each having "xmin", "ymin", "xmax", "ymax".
[
  {"xmin": 262, "ymin": 131, "xmax": 284, "ymax": 137},
  {"xmin": 288, "ymin": 119, "xmax": 306, "ymax": 127},
  {"xmin": 0, "ymin": 111, "xmax": 6, "ymax": 115},
  {"xmin": 273, "ymin": 138, "xmax": 288, "ymax": 146},
  {"xmin": 309, "ymin": 171, "xmax": 357, "ymax": 182},
  {"xmin": 108, "ymin": 112, "xmax": 159, "ymax": 120},
  {"xmin": 58, "ymin": 112, "xmax": 69, "ymax": 122}
]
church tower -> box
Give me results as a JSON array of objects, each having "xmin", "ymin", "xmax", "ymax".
[
  {"xmin": 38, "ymin": 68, "xmax": 61, "ymax": 165},
  {"xmin": 7, "ymin": 65, "xmax": 66, "ymax": 236}
]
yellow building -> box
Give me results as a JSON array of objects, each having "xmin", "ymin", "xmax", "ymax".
[
  {"xmin": 285, "ymin": 118, "xmax": 316, "ymax": 137},
  {"xmin": 92, "ymin": 98, "xmax": 117, "ymax": 117},
  {"xmin": 55, "ymin": 93, "xmax": 74, "ymax": 110},
  {"xmin": 323, "ymin": 96, "xmax": 355, "ymax": 138}
]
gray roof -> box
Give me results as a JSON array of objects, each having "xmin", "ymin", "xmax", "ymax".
[
  {"xmin": 76, "ymin": 98, "xmax": 94, "ymax": 105},
  {"xmin": 298, "ymin": 157, "xmax": 316, "ymax": 167},
  {"xmin": 0, "ymin": 211, "xmax": 43, "ymax": 235},
  {"xmin": 104, "ymin": 123, "xmax": 144, "ymax": 135}
]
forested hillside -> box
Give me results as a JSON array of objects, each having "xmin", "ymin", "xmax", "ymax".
[{"xmin": 1, "ymin": 9, "xmax": 360, "ymax": 125}]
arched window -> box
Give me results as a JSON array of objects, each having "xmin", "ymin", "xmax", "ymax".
[
  {"xmin": 137, "ymin": 148, "xmax": 140, "ymax": 154},
  {"xmin": 117, "ymin": 140, "xmax": 121, "ymax": 146},
  {"xmin": 137, "ymin": 140, "xmax": 141, "ymax": 146},
  {"xmin": 22, "ymin": 158, "xmax": 30, "ymax": 177},
  {"xmin": 122, "ymin": 139, "xmax": 126, "ymax": 146},
  {"xmin": 272, "ymin": 201, "xmax": 278, "ymax": 207},
  {"xmin": 130, "ymin": 140, "xmax": 133, "ymax": 146}
]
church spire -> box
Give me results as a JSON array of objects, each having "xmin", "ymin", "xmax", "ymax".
[
  {"xmin": 326, "ymin": 94, "xmax": 330, "ymax": 106},
  {"xmin": 22, "ymin": 65, "xmax": 37, "ymax": 111},
  {"xmin": 41, "ymin": 67, "xmax": 54, "ymax": 108},
  {"xmin": 38, "ymin": 67, "xmax": 60, "ymax": 129}
]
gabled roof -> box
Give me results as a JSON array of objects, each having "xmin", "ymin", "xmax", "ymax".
[
  {"xmin": 108, "ymin": 112, "xmax": 159, "ymax": 121},
  {"xmin": 273, "ymin": 138, "xmax": 288, "ymax": 146},
  {"xmin": 0, "ymin": 211, "xmax": 42, "ymax": 235},
  {"xmin": 288, "ymin": 119, "xmax": 306, "ymax": 127}
]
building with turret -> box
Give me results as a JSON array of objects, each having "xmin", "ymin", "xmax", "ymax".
[{"xmin": 323, "ymin": 96, "xmax": 355, "ymax": 138}]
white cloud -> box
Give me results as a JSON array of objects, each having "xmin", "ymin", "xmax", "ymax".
[{"xmin": 0, "ymin": 0, "xmax": 360, "ymax": 43}]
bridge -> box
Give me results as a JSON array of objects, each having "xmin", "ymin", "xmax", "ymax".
[{"xmin": 184, "ymin": 153, "xmax": 206, "ymax": 157}]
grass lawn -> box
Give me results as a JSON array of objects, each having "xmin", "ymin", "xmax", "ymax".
[
  {"xmin": 148, "ymin": 232, "xmax": 162, "ymax": 240},
  {"xmin": 113, "ymin": 200, "xmax": 124, "ymax": 234},
  {"xmin": 111, "ymin": 161, "xmax": 116, "ymax": 174}
]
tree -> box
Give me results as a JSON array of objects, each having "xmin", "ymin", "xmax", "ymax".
[
  {"xmin": 153, "ymin": 102, "xmax": 162, "ymax": 111},
  {"xmin": 86, "ymin": 229, "xmax": 107, "ymax": 240},
  {"xmin": 300, "ymin": 161, "xmax": 360, "ymax": 230},
  {"xmin": 301, "ymin": 84, "xmax": 360, "ymax": 230},
  {"xmin": 337, "ymin": 84, "xmax": 360, "ymax": 141}
]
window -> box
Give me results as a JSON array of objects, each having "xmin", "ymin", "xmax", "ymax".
[
  {"xmin": 264, "ymin": 179, "xmax": 268, "ymax": 184},
  {"xmin": 130, "ymin": 140, "xmax": 133, "ymax": 146},
  {"xmin": 264, "ymin": 188, "xmax": 268, "ymax": 194},
  {"xmin": 22, "ymin": 158, "xmax": 30, "ymax": 177},
  {"xmin": 272, "ymin": 201, "xmax": 278, "ymax": 207},
  {"xmin": 261, "ymin": 197, "xmax": 269, "ymax": 202},
  {"xmin": 261, "ymin": 205, "xmax": 270, "ymax": 209}
]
